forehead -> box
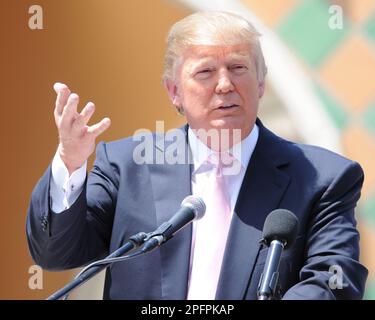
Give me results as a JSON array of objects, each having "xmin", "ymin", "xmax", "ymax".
[
  {"xmin": 181, "ymin": 44, "xmax": 251, "ymax": 63},
  {"xmin": 173, "ymin": 43, "xmax": 254, "ymax": 80},
  {"xmin": 182, "ymin": 43, "xmax": 251, "ymax": 62}
]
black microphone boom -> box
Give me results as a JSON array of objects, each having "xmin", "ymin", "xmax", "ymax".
[
  {"xmin": 141, "ymin": 195, "xmax": 206, "ymax": 252},
  {"xmin": 257, "ymin": 209, "xmax": 299, "ymax": 300},
  {"xmin": 47, "ymin": 231, "xmax": 147, "ymax": 300}
]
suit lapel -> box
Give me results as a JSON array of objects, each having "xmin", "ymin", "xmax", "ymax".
[
  {"xmin": 216, "ymin": 121, "xmax": 291, "ymax": 299},
  {"xmin": 148, "ymin": 127, "xmax": 193, "ymax": 299}
]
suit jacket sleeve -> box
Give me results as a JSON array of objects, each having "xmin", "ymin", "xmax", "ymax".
[
  {"xmin": 282, "ymin": 161, "xmax": 368, "ymax": 299},
  {"xmin": 26, "ymin": 142, "xmax": 118, "ymax": 271}
]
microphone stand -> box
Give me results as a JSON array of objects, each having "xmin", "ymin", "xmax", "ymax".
[{"xmin": 47, "ymin": 232, "xmax": 147, "ymax": 300}]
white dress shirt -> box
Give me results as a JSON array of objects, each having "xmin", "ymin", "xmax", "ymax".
[
  {"xmin": 187, "ymin": 125, "xmax": 259, "ymax": 297},
  {"xmin": 50, "ymin": 150, "xmax": 87, "ymax": 213}
]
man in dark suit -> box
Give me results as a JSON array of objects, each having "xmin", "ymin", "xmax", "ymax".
[{"xmin": 26, "ymin": 11, "xmax": 367, "ymax": 299}]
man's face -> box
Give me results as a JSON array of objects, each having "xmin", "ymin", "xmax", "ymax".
[{"xmin": 166, "ymin": 43, "xmax": 264, "ymax": 143}]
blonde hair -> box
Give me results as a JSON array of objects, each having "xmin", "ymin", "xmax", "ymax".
[{"xmin": 163, "ymin": 11, "xmax": 267, "ymax": 84}]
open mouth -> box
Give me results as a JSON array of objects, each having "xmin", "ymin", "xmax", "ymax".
[{"xmin": 218, "ymin": 104, "xmax": 239, "ymax": 110}]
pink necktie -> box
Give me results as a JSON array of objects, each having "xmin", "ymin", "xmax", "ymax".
[{"xmin": 187, "ymin": 152, "xmax": 232, "ymax": 300}]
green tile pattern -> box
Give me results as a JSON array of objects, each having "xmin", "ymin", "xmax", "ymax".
[
  {"xmin": 362, "ymin": 103, "xmax": 375, "ymax": 136},
  {"xmin": 364, "ymin": 279, "xmax": 375, "ymax": 300},
  {"xmin": 365, "ymin": 13, "xmax": 375, "ymax": 43},
  {"xmin": 361, "ymin": 194, "xmax": 375, "ymax": 228},
  {"xmin": 278, "ymin": 0, "xmax": 348, "ymax": 66}
]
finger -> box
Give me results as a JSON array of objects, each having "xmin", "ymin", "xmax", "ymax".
[
  {"xmin": 71, "ymin": 102, "xmax": 95, "ymax": 134},
  {"xmin": 80, "ymin": 102, "xmax": 95, "ymax": 125},
  {"xmin": 54, "ymin": 83, "xmax": 71, "ymax": 116},
  {"xmin": 60, "ymin": 93, "xmax": 79, "ymax": 130},
  {"xmin": 53, "ymin": 82, "xmax": 68, "ymax": 94},
  {"xmin": 87, "ymin": 117, "xmax": 111, "ymax": 137}
]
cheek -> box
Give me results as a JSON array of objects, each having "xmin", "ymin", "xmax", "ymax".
[
  {"xmin": 181, "ymin": 81, "xmax": 213, "ymax": 106},
  {"xmin": 236, "ymin": 79, "xmax": 260, "ymax": 105}
]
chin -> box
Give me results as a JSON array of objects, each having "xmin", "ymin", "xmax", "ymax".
[{"xmin": 210, "ymin": 119, "xmax": 243, "ymax": 131}]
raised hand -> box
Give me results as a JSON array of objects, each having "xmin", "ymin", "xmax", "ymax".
[{"xmin": 53, "ymin": 82, "xmax": 111, "ymax": 175}]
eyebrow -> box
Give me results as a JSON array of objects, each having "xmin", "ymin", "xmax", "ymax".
[
  {"xmin": 193, "ymin": 51, "xmax": 250, "ymax": 60},
  {"xmin": 189, "ymin": 53, "xmax": 250, "ymax": 70}
]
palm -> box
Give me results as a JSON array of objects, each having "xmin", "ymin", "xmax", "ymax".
[{"xmin": 53, "ymin": 82, "xmax": 111, "ymax": 174}]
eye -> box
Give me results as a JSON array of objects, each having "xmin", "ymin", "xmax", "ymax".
[
  {"xmin": 198, "ymin": 69, "xmax": 212, "ymax": 74},
  {"xmin": 231, "ymin": 65, "xmax": 248, "ymax": 73},
  {"xmin": 195, "ymin": 68, "xmax": 214, "ymax": 79}
]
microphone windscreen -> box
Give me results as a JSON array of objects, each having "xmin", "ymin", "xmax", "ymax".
[
  {"xmin": 181, "ymin": 195, "xmax": 206, "ymax": 220},
  {"xmin": 262, "ymin": 209, "xmax": 299, "ymax": 248}
]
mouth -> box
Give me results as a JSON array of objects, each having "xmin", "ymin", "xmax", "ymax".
[{"xmin": 217, "ymin": 104, "xmax": 239, "ymax": 110}]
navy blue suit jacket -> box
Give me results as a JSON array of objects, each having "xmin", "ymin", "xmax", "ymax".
[{"xmin": 26, "ymin": 120, "xmax": 368, "ymax": 299}]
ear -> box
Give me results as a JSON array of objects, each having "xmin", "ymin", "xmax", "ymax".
[
  {"xmin": 164, "ymin": 79, "xmax": 182, "ymax": 107},
  {"xmin": 258, "ymin": 81, "xmax": 265, "ymax": 99}
]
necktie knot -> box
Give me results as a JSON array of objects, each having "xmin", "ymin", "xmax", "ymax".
[
  {"xmin": 207, "ymin": 151, "xmax": 234, "ymax": 166},
  {"xmin": 206, "ymin": 152, "xmax": 237, "ymax": 177}
]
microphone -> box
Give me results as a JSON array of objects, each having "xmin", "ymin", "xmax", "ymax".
[
  {"xmin": 257, "ymin": 209, "xmax": 299, "ymax": 300},
  {"xmin": 141, "ymin": 195, "xmax": 206, "ymax": 252}
]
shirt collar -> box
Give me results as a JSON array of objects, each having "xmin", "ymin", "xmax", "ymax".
[{"xmin": 188, "ymin": 124, "xmax": 259, "ymax": 173}]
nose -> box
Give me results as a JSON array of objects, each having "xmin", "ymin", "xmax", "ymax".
[{"xmin": 215, "ymin": 70, "xmax": 234, "ymax": 94}]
